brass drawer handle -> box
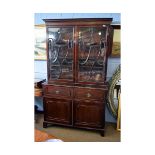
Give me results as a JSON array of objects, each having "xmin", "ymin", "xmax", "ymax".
[
  {"xmin": 55, "ymin": 90, "xmax": 60, "ymax": 94},
  {"xmin": 86, "ymin": 93, "xmax": 91, "ymax": 98}
]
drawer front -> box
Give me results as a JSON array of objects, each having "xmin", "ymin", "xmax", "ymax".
[
  {"xmin": 43, "ymin": 85, "xmax": 72, "ymax": 98},
  {"xmin": 74, "ymin": 87, "xmax": 104, "ymax": 100}
]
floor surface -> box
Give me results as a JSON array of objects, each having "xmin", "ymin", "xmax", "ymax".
[{"xmin": 35, "ymin": 114, "xmax": 120, "ymax": 142}]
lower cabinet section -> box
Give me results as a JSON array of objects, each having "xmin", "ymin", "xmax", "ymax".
[{"xmin": 43, "ymin": 85, "xmax": 106, "ymax": 136}]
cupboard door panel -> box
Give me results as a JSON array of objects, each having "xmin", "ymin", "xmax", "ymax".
[
  {"xmin": 44, "ymin": 98, "xmax": 72, "ymax": 125},
  {"xmin": 74, "ymin": 100, "xmax": 104, "ymax": 128},
  {"xmin": 47, "ymin": 27, "xmax": 74, "ymax": 81},
  {"xmin": 78, "ymin": 26, "xmax": 108, "ymax": 83}
]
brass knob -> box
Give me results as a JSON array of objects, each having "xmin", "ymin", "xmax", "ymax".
[
  {"xmin": 55, "ymin": 90, "xmax": 60, "ymax": 94},
  {"xmin": 86, "ymin": 93, "xmax": 91, "ymax": 98}
]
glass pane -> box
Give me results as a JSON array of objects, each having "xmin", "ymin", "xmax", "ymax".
[
  {"xmin": 48, "ymin": 27, "xmax": 73, "ymax": 80},
  {"xmin": 78, "ymin": 27, "xmax": 107, "ymax": 82}
]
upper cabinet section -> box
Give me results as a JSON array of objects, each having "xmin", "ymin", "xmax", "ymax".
[{"xmin": 43, "ymin": 18, "xmax": 113, "ymax": 84}]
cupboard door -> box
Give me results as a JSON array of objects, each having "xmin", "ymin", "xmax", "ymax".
[
  {"xmin": 78, "ymin": 26, "xmax": 108, "ymax": 83},
  {"xmin": 73, "ymin": 100, "xmax": 104, "ymax": 128},
  {"xmin": 44, "ymin": 98, "xmax": 72, "ymax": 125},
  {"xmin": 47, "ymin": 27, "xmax": 74, "ymax": 81}
]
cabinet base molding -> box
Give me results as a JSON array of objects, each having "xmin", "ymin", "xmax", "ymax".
[{"xmin": 43, "ymin": 121, "xmax": 105, "ymax": 136}]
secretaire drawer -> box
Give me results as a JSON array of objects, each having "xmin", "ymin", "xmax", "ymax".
[
  {"xmin": 43, "ymin": 85, "xmax": 72, "ymax": 98},
  {"xmin": 74, "ymin": 87, "xmax": 104, "ymax": 100}
]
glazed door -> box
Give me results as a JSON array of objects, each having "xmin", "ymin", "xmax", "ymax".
[
  {"xmin": 77, "ymin": 26, "xmax": 108, "ymax": 83},
  {"xmin": 44, "ymin": 98, "xmax": 72, "ymax": 125},
  {"xmin": 73, "ymin": 100, "xmax": 104, "ymax": 128},
  {"xmin": 47, "ymin": 27, "xmax": 74, "ymax": 82}
]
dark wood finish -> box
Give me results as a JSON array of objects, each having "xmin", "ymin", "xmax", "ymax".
[
  {"xmin": 43, "ymin": 85, "xmax": 72, "ymax": 99},
  {"xmin": 74, "ymin": 87, "xmax": 105, "ymax": 100},
  {"xmin": 43, "ymin": 18, "xmax": 113, "ymax": 136},
  {"xmin": 111, "ymin": 24, "xmax": 121, "ymax": 29},
  {"xmin": 43, "ymin": 98, "xmax": 72, "ymax": 125},
  {"xmin": 73, "ymin": 100, "xmax": 104, "ymax": 128},
  {"xmin": 43, "ymin": 18, "xmax": 112, "ymax": 26}
]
